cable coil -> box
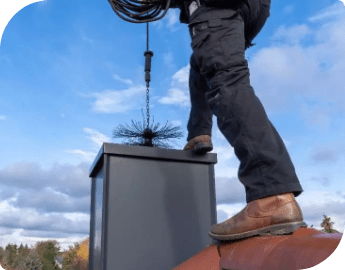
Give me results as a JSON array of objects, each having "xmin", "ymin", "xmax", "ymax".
[{"xmin": 107, "ymin": 0, "xmax": 171, "ymax": 23}]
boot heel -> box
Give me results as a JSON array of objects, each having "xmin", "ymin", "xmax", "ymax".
[
  {"xmin": 194, "ymin": 142, "xmax": 213, "ymax": 153},
  {"xmin": 260, "ymin": 221, "xmax": 308, "ymax": 236}
]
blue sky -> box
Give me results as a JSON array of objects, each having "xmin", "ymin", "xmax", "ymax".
[{"xmin": 0, "ymin": 0, "xmax": 344, "ymax": 259}]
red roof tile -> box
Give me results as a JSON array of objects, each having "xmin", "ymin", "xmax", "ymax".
[{"xmin": 173, "ymin": 228, "xmax": 343, "ymax": 270}]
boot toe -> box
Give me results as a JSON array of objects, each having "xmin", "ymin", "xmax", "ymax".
[
  {"xmin": 208, "ymin": 193, "xmax": 308, "ymax": 241},
  {"xmin": 183, "ymin": 135, "xmax": 213, "ymax": 152}
]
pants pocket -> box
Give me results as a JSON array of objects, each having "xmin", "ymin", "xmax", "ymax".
[
  {"xmin": 191, "ymin": 29, "xmax": 219, "ymax": 79},
  {"xmin": 219, "ymin": 20, "xmax": 246, "ymax": 67},
  {"xmin": 191, "ymin": 30, "xmax": 210, "ymax": 49}
]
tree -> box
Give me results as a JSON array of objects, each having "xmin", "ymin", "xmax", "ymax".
[
  {"xmin": 76, "ymin": 239, "xmax": 89, "ymax": 261},
  {"xmin": 61, "ymin": 238, "xmax": 90, "ymax": 270},
  {"xmin": 0, "ymin": 246, "xmax": 5, "ymax": 263},
  {"xmin": 17, "ymin": 249, "xmax": 44, "ymax": 270},
  {"xmin": 16, "ymin": 243, "xmax": 30, "ymax": 264},
  {"xmin": 62, "ymin": 242, "xmax": 81, "ymax": 270},
  {"xmin": 5, "ymin": 243, "xmax": 18, "ymax": 269},
  {"xmin": 70, "ymin": 255, "xmax": 88, "ymax": 270},
  {"xmin": 34, "ymin": 240, "xmax": 61, "ymax": 270},
  {"xmin": 23, "ymin": 244, "xmax": 31, "ymax": 259},
  {"xmin": 17, "ymin": 243, "xmax": 25, "ymax": 255},
  {"xmin": 320, "ymin": 213, "xmax": 339, "ymax": 233}
]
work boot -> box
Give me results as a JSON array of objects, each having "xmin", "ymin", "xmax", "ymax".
[
  {"xmin": 183, "ymin": 135, "xmax": 213, "ymax": 153},
  {"xmin": 209, "ymin": 192, "xmax": 307, "ymax": 241}
]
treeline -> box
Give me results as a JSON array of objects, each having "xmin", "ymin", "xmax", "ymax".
[{"xmin": 0, "ymin": 239, "xmax": 88, "ymax": 270}]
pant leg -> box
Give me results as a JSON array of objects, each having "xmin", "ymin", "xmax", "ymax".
[
  {"xmin": 186, "ymin": 54, "xmax": 213, "ymax": 141},
  {"xmin": 186, "ymin": 0, "xmax": 270, "ymax": 141},
  {"xmin": 189, "ymin": 7, "xmax": 303, "ymax": 203}
]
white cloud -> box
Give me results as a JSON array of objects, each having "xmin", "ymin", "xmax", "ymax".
[
  {"xmin": 158, "ymin": 88, "xmax": 190, "ymax": 107},
  {"xmin": 158, "ymin": 64, "xmax": 190, "ymax": 108},
  {"xmin": 215, "ymin": 129, "xmax": 223, "ymax": 140},
  {"xmin": 158, "ymin": 64, "xmax": 190, "ymax": 107},
  {"xmin": 113, "ymin": 74, "xmax": 133, "ymax": 85},
  {"xmin": 212, "ymin": 145, "xmax": 235, "ymax": 161},
  {"xmin": 0, "ymin": 55, "xmax": 12, "ymax": 66},
  {"xmin": 163, "ymin": 51, "xmax": 175, "ymax": 69},
  {"xmin": 36, "ymin": 0, "xmax": 49, "ymax": 6},
  {"xmin": 216, "ymin": 203, "xmax": 247, "ymax": 223},
  {"xmin": 88, "ymin": 86, "xmax": 146, "ymax": 113},
  {"xmin": 216, "ymin": 208, "xmax": 230, "ymax": 223},
  {"xmin": 65, "ymin": 128, "xmax": 111, "ymax": 161},
  {"xmin": 172, "ymin": 64, "xmax": 189, "ymax": 84},
  {"xmin": 214, "ymin": 176, "xmax": 246, "ymax": 205},
  {"xmin": 152, "ymin": 18, "xmax": 164, "ymax": 30},
  {"xmin": 299, "ymin": 102, "xmax": 334, "ymax": 130},
  {"xmin": 214, "ymin": 162, "xmax": 238, "ymax": 179},
  {"xmin": 249, "ymin": 12, "xmax": 345, "ymax": 119},
  {"xmin": 170, "ymin": 120, "xmax": 182, "ymax": 127},
  {"xmin": 167, "ymin": 9, "xmax": 179, "ymax": 28},
  {"xmin": 83, "ymin": 127, "xmax": 111, "ymax": 148},
  {"xmin": 0, "ymin": 115, "xmax": 6, "ymax": 120},
  {"xmin": 152, "ymin": 9, "xmax": 179, "ymax": 30},
  {"xmin": 283, "ymin": 5, "xmax": 294, "ymax": 15},
  {"xmin": 80, "ymin": 30, "xmax": 94, "ymax": 45},
  {"xmin": 65, "ymin": 149, "xmax": 96, "ymax": 162},
  {"xmin": 0, "ymin": 161, "xmax": 91, "ymax": 251},
  {"xmin": 308, "ymin": 2, "xmax": 345, "ymax": 22},
  {"xmin": 0, "ymin": 162, "xmax": 91, "ymax": 197},
  {"xmin": 79, "ymin": 72, "xmax": 147, "ymax": 114},
  {"xmin": 0, "ymin": 161, "xmax": 91, "ymax": 249},
  {"xmin": 271, "ymin": 24, "xmax": 311, "ymax": 45}
]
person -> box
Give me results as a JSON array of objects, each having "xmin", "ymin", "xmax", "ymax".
[{"xmin": 169, "ymin": 0, "xmax": 308, "ymax": 241}]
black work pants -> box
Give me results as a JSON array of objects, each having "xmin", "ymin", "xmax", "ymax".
[{"xmin": 186, "ymin": 0, "xmax": 304, "ymax": 203}]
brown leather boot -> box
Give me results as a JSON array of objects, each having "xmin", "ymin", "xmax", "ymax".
[
  {"xmin": 209, "ymin": 192, "xmax": 307, "ymax": 241},
  {"xmin": 183, "ymin": 135, "xmax": 213, "ymax": 153}
]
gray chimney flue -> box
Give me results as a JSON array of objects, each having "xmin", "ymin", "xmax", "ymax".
[{"xmin": 89, "ymin": 142, "xmax": 217, "ymax": 270}]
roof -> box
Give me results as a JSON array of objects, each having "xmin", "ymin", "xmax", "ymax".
[
  {"xmin": 172, "ymin": 228, "xmax": 343, "ymax": 270},
  {"xmin": 56, "ymin": 255, "xmax": 63, "ymax": 265}
]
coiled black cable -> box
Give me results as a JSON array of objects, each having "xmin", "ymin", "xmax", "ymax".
[{"xmin": 107, "ymin": 0, "xmax": 171, "ymax": 23}]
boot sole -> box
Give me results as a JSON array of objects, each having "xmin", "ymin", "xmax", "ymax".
[
  {"xmin": 194, "ymin": 142, "xmax": 213, "ymax": 153},
  {"xmin": 209, "ymin": 221, "xmax": 308, "ymax": 241}
]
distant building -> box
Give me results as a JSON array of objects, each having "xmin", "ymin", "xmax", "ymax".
[{"xmin": 55, "ymin": 256, "xmax": 63, "ymax": 268}]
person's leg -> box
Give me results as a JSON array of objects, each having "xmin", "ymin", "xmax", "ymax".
[
  {"xmin": 185, "ymin": 0, "xmax": 271, "ymax": 143},
  {"xmin": 186, "ymin": 53, "xmax": 213, "ymax": 142},
  {"xmin": 189, "ymin": 4, "xmax": 303, "ymax": 204}
]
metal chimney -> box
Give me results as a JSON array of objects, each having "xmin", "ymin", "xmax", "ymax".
[{"xmin": 88, "ymin": 143, "xmax": 218, "ymax": 269}]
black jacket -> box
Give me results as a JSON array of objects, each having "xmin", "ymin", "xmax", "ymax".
[{"xmin": 169, "ymin": 0, "xmax": 243, "ymax": 24}]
